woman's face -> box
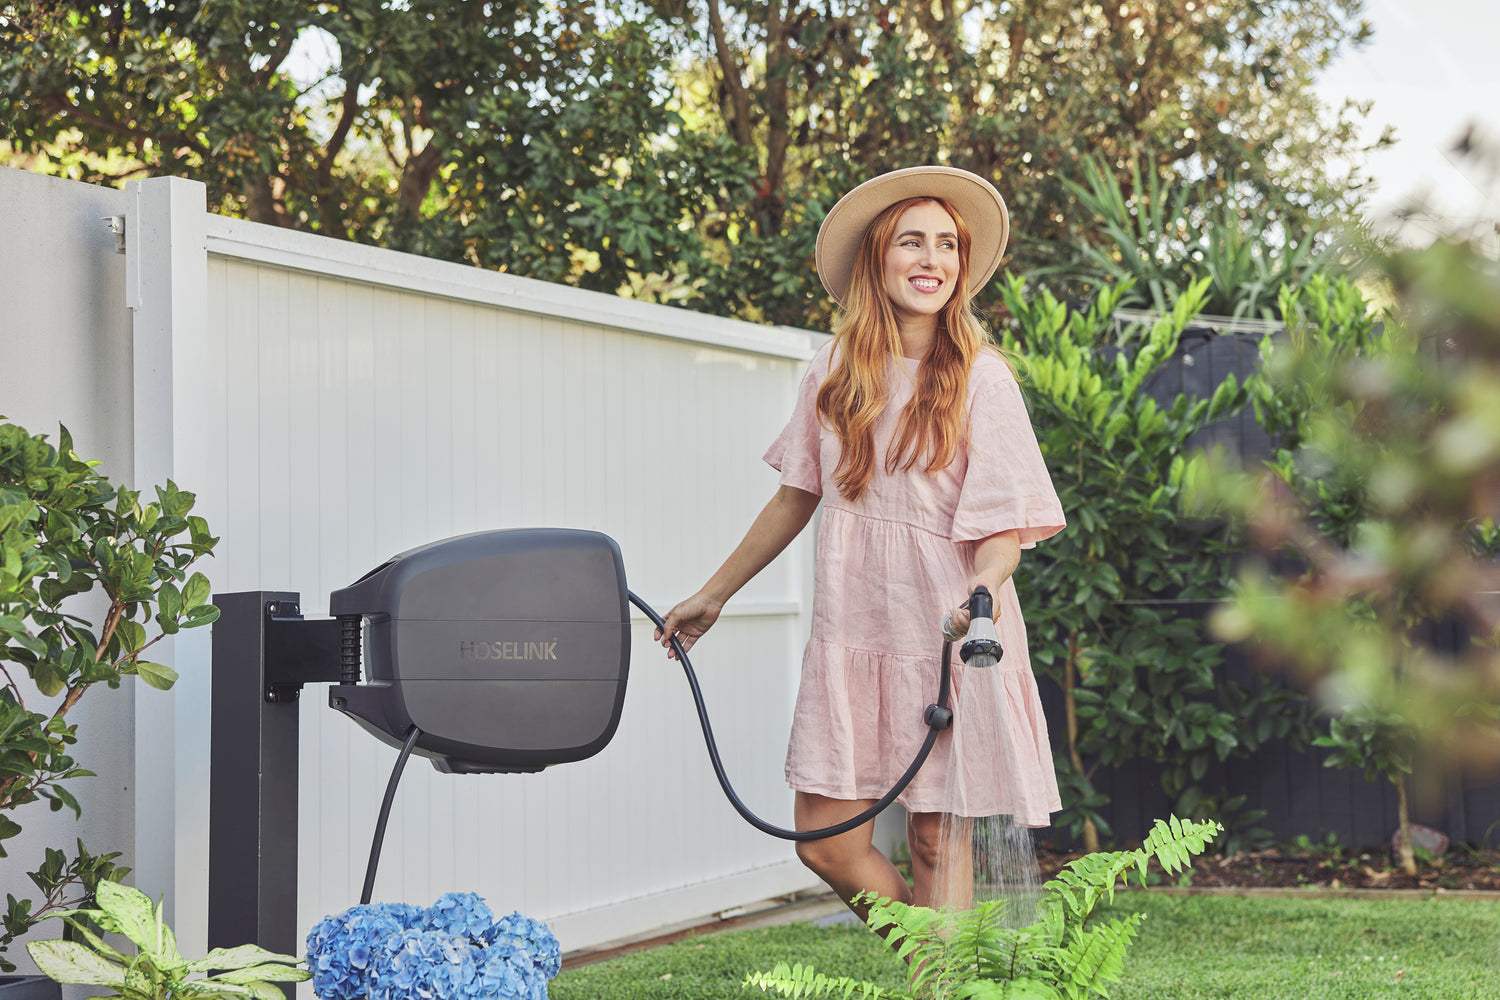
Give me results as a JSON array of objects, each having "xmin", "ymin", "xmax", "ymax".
[{"xmin": 880, "ymin": 200, "xmax": 961, "ymax": 328}]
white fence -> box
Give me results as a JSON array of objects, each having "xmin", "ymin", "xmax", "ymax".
[{"xmin": 0, "ymin": 166, "xmax": 870, "ymax": 972}]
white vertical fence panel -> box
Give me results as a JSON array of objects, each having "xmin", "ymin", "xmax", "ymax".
[
  {"xmin": 177, "ymin": 218, "xmax": 825, "ymax": 959},
  {"xmin": 0, "ymin": 167, "xmax": 140, "ymax": 976}
]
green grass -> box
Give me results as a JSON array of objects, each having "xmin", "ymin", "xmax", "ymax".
[
  {"xmin": 1110, "ymin": 894, "xmax": 1500, "ymax": 1000},
  {"xmin": 550, "ymin": 893, "xmax": 1500, "ymax": 1000}
]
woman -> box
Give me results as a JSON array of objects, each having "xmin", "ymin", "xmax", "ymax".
[{"xmin": 657, "ymin": 166, "xmax": 1065, "ymax": 917}]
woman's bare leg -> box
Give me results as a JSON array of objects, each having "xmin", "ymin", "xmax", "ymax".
[
  {"xmin": 911, "ymin": 811, "xmax": 972, "ymax": 910},
  {"xmin": 794, "ymin": 792, "xmax": 912, "ymax": 922}
]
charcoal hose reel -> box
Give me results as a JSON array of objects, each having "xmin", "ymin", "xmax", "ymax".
[{"xmin": 253, "ymin": 528, "xmax": 999, "ymax": 904}]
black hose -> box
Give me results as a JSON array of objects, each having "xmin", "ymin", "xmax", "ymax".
[
  {"xmin": 361, "ymin": 724, "xmax": 423, "ymax": 904},
  {"xmin": 629, "ymin": 591, "xmax": 951, "ymax": 842}
]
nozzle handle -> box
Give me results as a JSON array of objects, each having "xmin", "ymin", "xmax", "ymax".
[
  {"xmin": 968, "ymin": 585, "xmax": 993, "ymax": 621},
  {"xmin": 959, "ymin": 585, "xmax": 1002, "ymax": 668}
]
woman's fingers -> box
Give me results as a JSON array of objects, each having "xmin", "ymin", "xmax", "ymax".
[{"xmin": 656, "ymin": 596, "xmax": 723, "ymax": 660}]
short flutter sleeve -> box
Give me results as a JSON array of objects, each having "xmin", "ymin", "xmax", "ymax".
[
  {"xmin": 763, "ymin": 349, "xmax": 828, "ymax": 496},
  {"xmin": 952, "ymin": 365, "xmax": 1065, "ymax": 548}
]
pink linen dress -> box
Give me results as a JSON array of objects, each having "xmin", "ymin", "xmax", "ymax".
[{"xmin": 764, "ymin": 341, "xmax": 1066, "ymax": 826}]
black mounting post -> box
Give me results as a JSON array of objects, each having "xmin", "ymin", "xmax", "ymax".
[{"xmin": 208, "ymin": 591, "xmax": 348, "ymax": 986}]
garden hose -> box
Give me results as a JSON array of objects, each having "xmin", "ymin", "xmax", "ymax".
[
  {"xmin": 629, "ymin": 591, "xmax": 954, "ymax": 842},
  {"xmin": 357, "ymin": 593, "xmax": 962, "ymax": 900}
]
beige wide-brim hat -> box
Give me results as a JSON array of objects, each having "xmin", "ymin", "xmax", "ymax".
[{"xmin": 815, "ymin": 165, "xmax": 1010, "ymax": 307}]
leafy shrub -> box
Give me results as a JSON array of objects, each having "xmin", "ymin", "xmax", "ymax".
[
  {"xmin": 1000, "ymin": 277, "xmax": 1311, "ymax": 850},
  {"xmin": 27, "ymin": 878, "xmax": 306, "ymax": 1000},
  {"xmin": 0, "ymin": 420, "xmax": 218, "ymax": 968}
]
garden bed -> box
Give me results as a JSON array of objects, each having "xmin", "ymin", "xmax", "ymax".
[{"xmin": 1036, "ymin": 843, "xmax": 1500, "ymax": 891}]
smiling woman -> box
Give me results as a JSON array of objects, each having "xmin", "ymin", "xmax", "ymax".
[{"xmin": 657, "ymin": 165, "xmax": 1066, "ymax": 931}]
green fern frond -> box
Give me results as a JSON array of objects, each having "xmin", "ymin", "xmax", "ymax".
[
  {"xmin": 1054, "ymin": 916, "xmax": 1145, "ymax": 999},
  {"xmin": 1137, "ymin": 816, "xmax": 1221, "ymax": 879},
  {"xmin": 743, "ymin": 961, "xmax": 893, "ymax": 999},
  {"xmin": 952, "ymin": 978, "xmax": 1063, "ymax": 999}
]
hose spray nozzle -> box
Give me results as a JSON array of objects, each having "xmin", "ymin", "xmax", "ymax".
[{"xmin": 958, "ymin": 585, "xmax": 1002, "ymax": 668}]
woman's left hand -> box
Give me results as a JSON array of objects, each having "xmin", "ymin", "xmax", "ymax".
[{"xmin": 942, "ymin": 603, "xmax": 971, "ymax": 641}]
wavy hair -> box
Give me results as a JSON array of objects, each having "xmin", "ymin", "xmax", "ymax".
[{"xmin": 816, "ymin": 196, "xmax": 1004, "ymax": 502}]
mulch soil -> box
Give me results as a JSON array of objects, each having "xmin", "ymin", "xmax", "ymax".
[{"xmin": 1033, "ymin": 843, "xmax": 1500, "ymax": 892}]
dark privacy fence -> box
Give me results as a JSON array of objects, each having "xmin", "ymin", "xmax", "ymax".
[{"xmin": 1034, "ymin": 322, "xmax": 1500, "ymax": 851}]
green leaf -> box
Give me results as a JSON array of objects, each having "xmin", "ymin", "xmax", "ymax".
[
  {"xmin": 25, "ymin": 940, "xmax": 127, "ymax": 988},
  {"xmin": 117, "ymin": 620, "xmax": 148, "ymax": 654},
  {"xmin": 156, "ymin": 581, "xmax": 182, "ymax": 633},
  {"xmin": 32, "ymin": 660, "xmax": 67, "ymax": 697},
  {"xmin": 181, "ymin": 605, "xmax": 220, "ymax": 629},
  {"xmin": 211, "ymin": 964, "xmax": 311, "ymax": 985},
  {"xmin": 182, "ymin": 572, "xmax": 211, "ymax": 610},
  {"xmin": 186, "ymin": 945, "xmax": 302, "ymax": 974},
  {"xmin": 133, "ymin": 661, "xmax": 179, "ymax": 691},
  {"xmin": 92, "ymin": 880, "xmax": 159, "ymax": 952}
]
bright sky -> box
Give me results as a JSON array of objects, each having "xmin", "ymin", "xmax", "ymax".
[{"xmin": 1315, "ymin": 0, "xmax": 1500, "ymax": 250}]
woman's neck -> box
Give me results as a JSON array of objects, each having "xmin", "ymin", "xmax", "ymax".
[{"xmin": 897, "ymin": 318, "xmax": 938, "ymax": 360}]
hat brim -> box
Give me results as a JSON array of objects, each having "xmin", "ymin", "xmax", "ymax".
[{"xmin": 815, "ymin": 166, "xmax": 1010, "ymax": 308}]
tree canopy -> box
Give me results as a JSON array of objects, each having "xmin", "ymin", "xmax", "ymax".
[{"xmin": 1, "ymin": 0, "xmax": 1378, "ymax": 326}]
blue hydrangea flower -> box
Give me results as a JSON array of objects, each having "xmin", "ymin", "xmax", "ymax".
[
  {"xmin": 486, "ymin": 912, "xmax": 561, "ymax": 980},
  {"xmin": 425, "ymin": 892, "xmax": 497, "ymax": 940},
  {"xmin": 306, "ymin": 894, "xmax": 558, "ymax": 1000}
]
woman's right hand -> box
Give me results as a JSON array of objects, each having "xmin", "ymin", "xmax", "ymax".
[{"xmin": 656, "ymin": 592, "xmax": 723, "ymax": 660}]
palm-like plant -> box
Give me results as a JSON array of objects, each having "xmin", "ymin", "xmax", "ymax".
[
  {"xmin": 1046, "ymin": 154, "xmax": 1339, "ymax": 321},
  {"xmin": 745, "ymin": 815, "xmax": 1222, "ymax": 1000}
]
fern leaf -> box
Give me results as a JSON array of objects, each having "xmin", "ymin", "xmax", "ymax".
[
  {"xmin": 1054, "ymin": 916, "xmax": 1144, "ymax": 999},
  {"xmin": 954, "ymin": 980, "xmax": 1063, "ymax": 1000},
  {"xmin": 1137, "ymin": 816, "xmax": 1223, "ymax": 880},
  {"xmin": 743, "ymin": 961, "xmax": 891, "ymax": 999}
]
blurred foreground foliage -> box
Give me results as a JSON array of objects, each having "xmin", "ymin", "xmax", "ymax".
[
  {"xmin": 1188, "ymin": 241, "xmax": 1500, "ymax": 865},
  {"xmin": 1197, "ymin": 241, "xmax": 1500, "ymax": 764}
]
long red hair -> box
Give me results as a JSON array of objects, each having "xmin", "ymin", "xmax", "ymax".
[{"xmin": 816, "ymin": 197, "xmax": 998, "ymax": 502}]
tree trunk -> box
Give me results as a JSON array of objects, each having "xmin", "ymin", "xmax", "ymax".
[
  {"xmin": 1395, "ymin": 775, "xmax": 1416, "ymax": 876},
  {"xmin": 1064, "ymin": 633, "xmax": 1099, "ymax": 853}
]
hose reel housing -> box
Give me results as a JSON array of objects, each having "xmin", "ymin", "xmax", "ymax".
[{"xmin": 328, "ymin": 528, "xmax": 631, "ymax": 773}]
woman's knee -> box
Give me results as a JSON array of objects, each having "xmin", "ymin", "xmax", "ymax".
[
  {"xmin": 795, "ymin": 836, "xmax": 850, "ymax": 876},
  {"xmin": 793, "ymin": 793, "xmax": 873, "ymax": 875},
  {"xmin": 906, "ymin": 813, "xmax": 954, "ymax": 870}
]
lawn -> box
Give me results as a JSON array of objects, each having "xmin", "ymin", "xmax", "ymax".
[{"xmin": 550, "ymin": 892, "xmax": 1500, "ymax": 1000}]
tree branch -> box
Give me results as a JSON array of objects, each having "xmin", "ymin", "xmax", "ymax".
[
  {"xmin": 253, "ymin": 22, "xmax": 302, "ymax": 89},
  {"xmin": 703, "ymin": 0, "xmax": 754, "ymax": 148},
  {"xmin": 36, "ymin": 94, "xmax": 210, "ymax": 158},
  {"xmin": 760, "ymin": 0, "xmax": 792, "ymax": 232},
  {"xmin": 318, "ymin": 75, "xmax": 362, "ymax": 190},
  {"xmin": 0, "ymin": 661, "xmax": 23, "ymax": 708}
]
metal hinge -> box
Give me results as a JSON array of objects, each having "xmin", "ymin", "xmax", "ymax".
[{"xmin": 102, "ymin": 215, "xmax": 126, "ymax": 254}]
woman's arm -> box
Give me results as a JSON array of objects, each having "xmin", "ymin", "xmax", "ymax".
[
  {"xmin": 970, "ymin": 529, "xmax": 1021, "ymax": 600},
  {"xmin": 948, "ymin": 529, "xmax": 1022, "ymax": 632},
  {"xmin": 657, "ymin": 484, "xmax": 821, "ymax": 658}
]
